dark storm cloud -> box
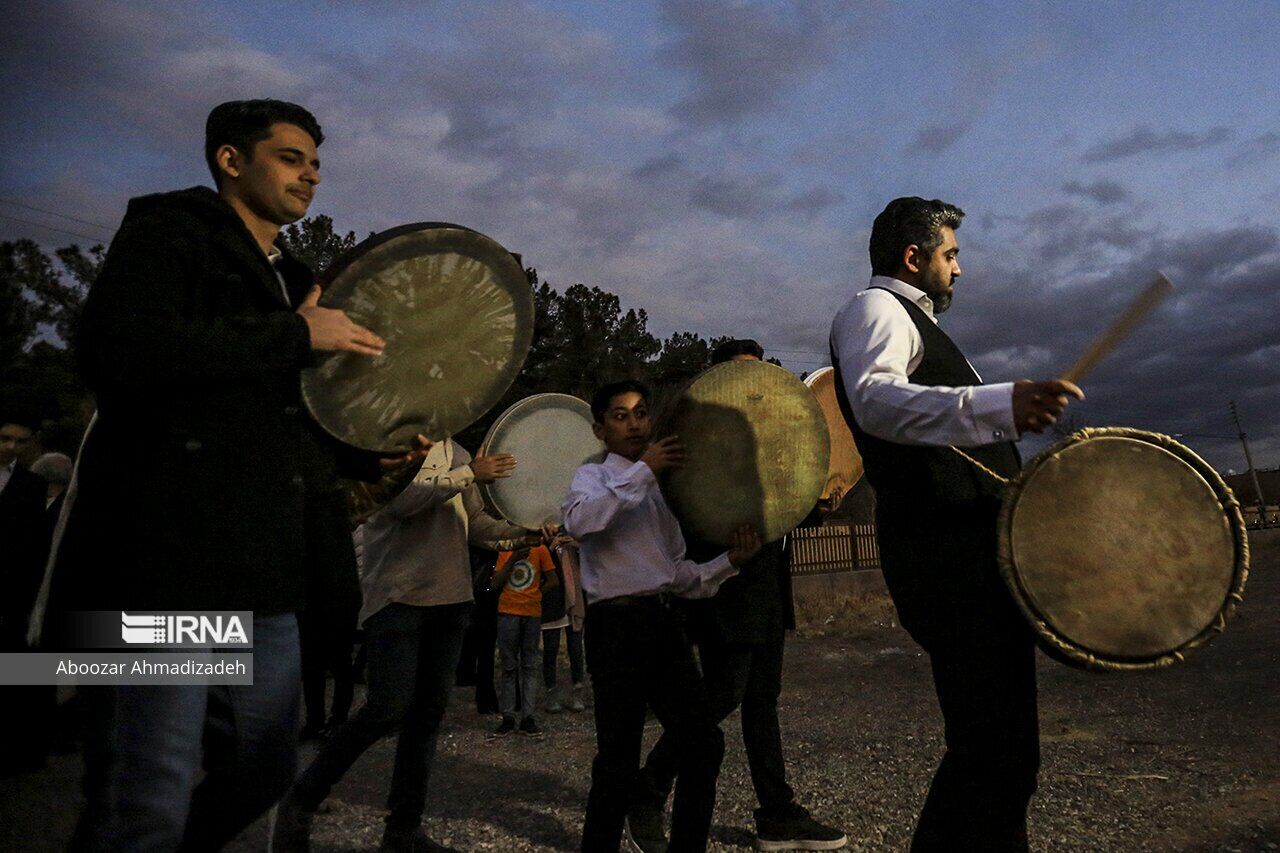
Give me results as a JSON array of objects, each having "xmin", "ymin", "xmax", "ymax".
[
  {"xmin": 1226, "ymin": 131, "xmax": 1280, "ymax": 169},
  {"xmin": 657, "ymin": 0, "xmax": 857, "ymax": 128},
  {"xmin": 950, "ymin": 216, "xmax": 1280, "ymax": 470},
  {"xmin": 1062, "ymin": 179, "xmax": 1130, "ymax": 205},
  {"xmin": 784, "ymin": 186, "xmax": 846, "ymax": 219},
  {"xmin": 910, "ymin": 122, "xmax": 972, "ymax": 155},
  {"xmin": 1082, "ymin": 125, "xmax": 1234, "ymax": 163}
]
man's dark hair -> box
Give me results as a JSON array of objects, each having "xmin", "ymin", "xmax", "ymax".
[
  {"xmin": 711, "ymin": 338, "xmax": 764, "ymax": 365},
  {"xmin": 590, "ymin": 380, "xmax": 651, "ymax": 423},
  {"xmin": 204, "ymin": 99, "xmax": 324, "ymax": 185},
  {"xmin": 868, "ymin": 197, "xmax": 964, "ymax": 277}
]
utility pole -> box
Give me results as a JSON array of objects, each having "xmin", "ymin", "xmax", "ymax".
[{"xmin": 1229, "ymin": 400, "xmax": 1267, "ymax": 508}]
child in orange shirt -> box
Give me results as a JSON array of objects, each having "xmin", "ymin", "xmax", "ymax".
[{"xmin": 488, "ymin": 544, "xmax": 558, "ymax": 738}]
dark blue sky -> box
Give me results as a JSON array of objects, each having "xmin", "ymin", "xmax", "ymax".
[{"xmin": 2, "ymin": 0, "xmax": 1277, "ymax": 471}]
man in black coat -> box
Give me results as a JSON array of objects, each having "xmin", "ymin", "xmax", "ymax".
[
  {"xmin": 632, "ymin": 341, "xmax": 847, "ymax": 853},
  {"xmin": 43, "ymin": 99, "xmax": 414, "ymax": 851},
  {"xmin": 0, "ymin": 416, "xmax": 55, "ymax": 777}
]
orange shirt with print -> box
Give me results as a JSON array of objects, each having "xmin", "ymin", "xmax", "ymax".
[{"xmin": 496, "ymin": 545, "xmax": 555, "ymax": 617}]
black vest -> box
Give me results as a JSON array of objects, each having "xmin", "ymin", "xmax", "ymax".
[{"xmin": 831, "ymin": 288, "xmax": 1020, "ymax": 512}]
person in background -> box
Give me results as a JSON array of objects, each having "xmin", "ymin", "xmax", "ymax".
[
  {"xmin": 0, "ymin": 414, "xmax": 55, "ymax": 778},
  {"xmin": 488, "ymin": 542, "xmax": 559, "ymax": 739},
  {"xmin": 541, "ymin": 535, "xmax": 587, "ymax": 714}
]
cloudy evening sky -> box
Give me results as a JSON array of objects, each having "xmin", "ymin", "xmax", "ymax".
[{"xmin": 2, "ymin": 0, "xmax": 1277, "ymax": 472}]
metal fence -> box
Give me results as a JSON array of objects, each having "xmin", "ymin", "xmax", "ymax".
[{"xmin": 790, "ymin": 524, "xmax": 880, "ymax": 575}]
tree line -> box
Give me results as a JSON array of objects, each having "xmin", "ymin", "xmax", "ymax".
[{"xmin": 1, "ymin": 215, "xmax": 779, "ymax": 456}]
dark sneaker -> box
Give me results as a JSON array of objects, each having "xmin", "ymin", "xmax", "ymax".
[
  {"xmin": 269, "ymin": 792, "xmax": 314, "ymax": 853},
  {"xmin": 624, "ymin": 800, "xmax": 668, "ymax": 853},
  {"xmin": 379, "ymin": 825, "xmax": 457, "ymax": 852},
  {"xmin": 487, "ymin": 716, "xmax": 517, "ymax": 740},
  {"xmin": 755, "ymin": 809, "xmax": 847, "ymax": 851},
  {"xmin": 519, "ymin": 717, "xmax": 545, "ymax": 739}
]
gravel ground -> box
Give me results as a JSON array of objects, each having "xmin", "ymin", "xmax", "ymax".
[{"xmin": 3, "ymin": 529, "xmax": 1277, "ymax": 852}]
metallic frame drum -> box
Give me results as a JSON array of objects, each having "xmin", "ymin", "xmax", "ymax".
[
  {"xmin": 301, "ymin": 222, "xmax": 534, "ymax": 452},
  {"xmin": 479, "ymin": 393, "xmax": 605, "ymax": 529}
]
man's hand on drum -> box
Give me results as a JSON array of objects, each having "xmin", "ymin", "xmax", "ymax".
[
  {"xmin": 471, "ymin": 452, "xmax": 517, "ymax": 483},
  {"xmin": 379, "ymin": 433, "xmax": 434, "ymax": 473},
  {"xmin": 297, "ymin": 286, "xmax": 386, "ymax": 356},
  {"xmin": 726, "ymin": 524, "xmax": 762, "ymax": 567},
  {"xmin": 1012, "ymin": 379, "xmax": 1085, "ymax": 434},
  {"xmin": 640, "ymin": 436, "xmax": 685, "ymax": 473}
]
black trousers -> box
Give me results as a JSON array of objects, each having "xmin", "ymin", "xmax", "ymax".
[
  {"xmin": 298, "ymin": 605, "xmax": 358, "ymax": 729},
  {"xmin": 639, "ymin": 626, "xmax": 796, "ymax": 823},
  {"xmin": 877, "ymin": 498, "xmax": 1040, "ymax": 853},
  {"xmin": 582, "ymin": 598, "xmax": 725, "ymax": 853}
]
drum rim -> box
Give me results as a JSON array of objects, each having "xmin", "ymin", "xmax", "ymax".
[
  {"xmin": 300, "ymin": 223, "xmax": 534, "ymax": 452},
  {"xmin": 801, "ymin": 364, "xmax": 864, "ymax": 500},
  {"xmin": 479, "ymin": 392, "xmax": 602, "ymax": 527},
  {"xmin": 996, "ymin": 426, "xmax": 1250, "ymax": 673}
]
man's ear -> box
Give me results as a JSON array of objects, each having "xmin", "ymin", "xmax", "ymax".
[
  {"xmin": 901, "ymin": 243, "xmax": 923, "ymax": 274},
  {"xmin": 591, "ymin": 422, "xmax": 605, "ymax": 441},
  {"xmin": 215, "ymin": 144, "xmax": 244, "ymax": 182}
]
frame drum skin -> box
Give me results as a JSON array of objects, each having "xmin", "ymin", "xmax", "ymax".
[
  {"xmin": 480, "ymin": 394, "xmax": 604, "ymax": 529},
  {"xmin": 998, "ymin": 428, "xmax": 1248, "ymax": 672},
  {"xmin": 661, "ymin": 361, "xmax": 829, "ymax": 546},
  {"xmin": 301, "ymin": 223, "xmax": 534, "ymax": 452},
  {"xmin": 803, "ymin": 366, "xmax": 864, "ymax": 504}
]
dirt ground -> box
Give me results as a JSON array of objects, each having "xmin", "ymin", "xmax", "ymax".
[{"xmin": 3, "ymin": 529, "xmax": 1277, "ymax": 852}]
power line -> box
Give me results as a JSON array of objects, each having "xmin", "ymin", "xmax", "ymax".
[
  {"xmin": 0, "ymin": 212, "xmax": 109, "ymax": 244},
  {"xmin": 0, "ymin": 198, "xmax": 116, "ymax": 233}
]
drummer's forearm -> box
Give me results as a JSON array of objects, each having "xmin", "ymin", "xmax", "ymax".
[
  {"xmin": 380, "ymin": 469, "xmax": 471, "ymax": 519},
  {"xmin": 670, "ymin": 554, "xmax": 738, "ymax": 600},
  {"xmin": 854, "ymin": 374, "xmax": 1017, "ymax": 447}
]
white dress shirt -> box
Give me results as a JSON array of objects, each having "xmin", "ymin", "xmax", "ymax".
[
  {"xmin": 830, "ymin": 275, "xmax": 1017, "ymax": 447},
  {"xmin": 561, "ymin": 453, "xmax": 738, "ymax": 602},
  {"xmin": 0, "ymin": 459, "xmax": 13, "ymax": 495}
]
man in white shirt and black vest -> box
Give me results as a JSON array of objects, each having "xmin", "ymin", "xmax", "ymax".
[
  {"xmin": 562, "ymin": 379, "xmax": 761, "ymax": 853},
  {"xmin": 829, "ymin": 197, "xmax": 1083, "ymax": 852}
]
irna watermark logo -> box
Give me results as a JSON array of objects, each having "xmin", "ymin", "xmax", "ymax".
[{"xmin": 120, "ymin": 612, "xmax": 249, "ymax": 646}]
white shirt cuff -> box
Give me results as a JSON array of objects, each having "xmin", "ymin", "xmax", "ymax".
[{"xmin": 970, "ymin": 382, "xmax": 1017, "ymax": 444}]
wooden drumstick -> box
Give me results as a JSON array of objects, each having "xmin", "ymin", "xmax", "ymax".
[{"xmin": 1060, "ymin": 272, "xmax": 1173, "ymax": 384}]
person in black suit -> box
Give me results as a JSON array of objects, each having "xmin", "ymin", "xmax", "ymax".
[
  {"xmin": 40, "ymin": 100, "xmax": 425, "ymax": 850},
  {"xmin": 631, "ymin": 341, "xmax": 847, "ymax": 853},
  {"xmin": 0, "ymin": 416, "xmax": 56, "ymax": 778}
]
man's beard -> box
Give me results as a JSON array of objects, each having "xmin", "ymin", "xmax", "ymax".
[{"xmin": 929, "ymin": 291, "xmax": 952, "ymax": 314}]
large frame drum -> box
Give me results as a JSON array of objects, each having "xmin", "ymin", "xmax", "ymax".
[
  {"xmin": 480, "ymin": 393, "xmax": 604, "ymax": 529},
  {"xmin": 997, "ymin": 428, "xmax": 1248, "ymax": 672},
  {"xmin": 301, "ymin": 223, "xmax": 534, "ymax": 452},
  {"xmin": 661, "ymin": 360, "xmax": 829, "ymax": 546},
  {"xmin": 803, "ymin": 366, "xmax": 864, "ymax": 506}
]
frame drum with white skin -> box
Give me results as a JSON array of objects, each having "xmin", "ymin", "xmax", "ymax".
[
  {"xmin": 480, "ymin": 393, "xmax": 605, "ymax": 529},
  {"xmin": 661, "ymin": 361, "xmax": 829, "ymax": 546},
  {"xmin": 803, "ymin": 366, "xmax": 864, "ymax": 505},
  {"xmin": 997, "ymin": 428, "xmax": 1248, "ymax": 672},
  {"xmin": 301, "ymin": 222, "xmax": 534, "ymax": 452}
]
